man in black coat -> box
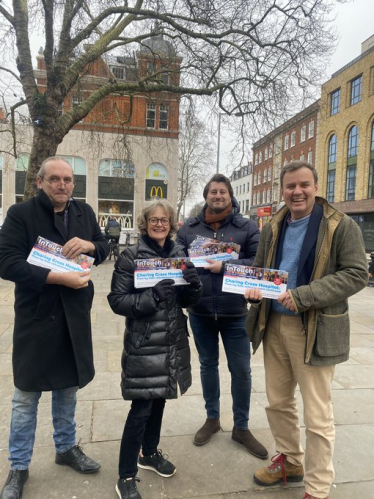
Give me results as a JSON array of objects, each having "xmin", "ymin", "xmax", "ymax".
[
  {"xmin": 0, "ymin": 157, "xmax": 109, "ymax": 499},
  {"xmin": 176, "ymin": 173, "xmax": 268, "ymax": 460}
]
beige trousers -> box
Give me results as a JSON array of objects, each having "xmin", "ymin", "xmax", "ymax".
[{"xmin": 263, "ymin": 312, "xmax": 335, "ymax": 498}]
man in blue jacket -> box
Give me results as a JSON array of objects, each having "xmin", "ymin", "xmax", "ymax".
[{"xmin": 176, "ymin": 173, "xmax": 268, "ymax": 459}]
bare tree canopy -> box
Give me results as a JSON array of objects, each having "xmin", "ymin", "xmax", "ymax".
[
  {"xmin": 0, "ymin": 0, "xmax": 342, "ymax": 196},
  {"xmin": 177, "ymin": 100, "xmax": 214, "ymax": 219}
]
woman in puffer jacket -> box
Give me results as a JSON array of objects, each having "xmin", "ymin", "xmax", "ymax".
[{"xmin": 108, "ymin": 199, "xmax": 202, "ymax": 499}]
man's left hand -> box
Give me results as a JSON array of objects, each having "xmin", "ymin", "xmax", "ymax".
[
  {"xmin": 62, "ymin": 238, "xmax": 96, "ymax": 259},
  {"xmin": 277, "ymin": 291, "xmax": 295, "ymax": 312},
  {"xmin": 204, "ymin": 259, "xmax": 222, "ymax": 273}
]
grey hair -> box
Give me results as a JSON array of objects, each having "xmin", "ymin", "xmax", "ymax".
[
  {"xmin": 280, "ymin": 161, "xmax": 318, "ymax": 188},
  {"xmin": 137, "ymin": 199, "xmax": 178, "ymax": 237},
  {"xmin": 37, "ymin": 156, "xmax": 73, "ymax": 178}
]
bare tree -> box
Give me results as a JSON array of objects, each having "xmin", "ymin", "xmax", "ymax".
[
  {"xmin": 177, "ymin": 100, "xmax": 214, "ymax": 220},
  {"xmin": 188, "ymin": 201, "xmax": 205, "ymax": 218},
  {"xmin": 0, "ymin": 0, "xmax": 342, "ymax": 197}
]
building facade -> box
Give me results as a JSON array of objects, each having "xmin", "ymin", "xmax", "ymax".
[
  {"xmin": 251, "ymin": 101, "xmax": 319, "ymax": 229},
  {"xmin": 0, "ymin": 37, "xmax": 181, "ymax": 241},
  {"xmin": 230, "ymin": 163, "xmax": 253, "ymax": 217},
  {"xmin": 316, "ymin": 35, "xmax": 374, "ymax": 251}
]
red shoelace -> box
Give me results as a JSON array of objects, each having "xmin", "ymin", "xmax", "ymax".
[{"xmin": 268, "ymin": 453, "xmax": 287, "ymax": 485}]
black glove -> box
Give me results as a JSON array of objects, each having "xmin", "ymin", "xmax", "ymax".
[
  {"xmin": 153, "ymin": 279, "xmax": 175, "ymax": 302},
  {"xmin": 182, "ymin": 262, "xmax": 201, "ymax": 289}
]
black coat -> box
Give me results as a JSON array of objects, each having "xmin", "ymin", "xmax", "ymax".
[
  {"xmin": 107, "ymin": 237, "xmax": 202, "ymax": 400},
  {"xmin": 176, "ymin": 198, "xmax": 260, "ymax": 317},
  {"xmin": 0, "ymin": 190, "xmax": 109, "ymax": 391}
]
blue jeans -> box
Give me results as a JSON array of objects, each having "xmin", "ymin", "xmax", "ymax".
[
  {"xmin": 189, "ymin": 314, "xmax": 251, "ymax": 430},
  {"xmin": 9, "ymin": 386, "xmax": 78, "ymax": 470}
]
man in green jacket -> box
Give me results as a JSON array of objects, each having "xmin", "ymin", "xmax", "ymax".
[{"xmin": 245, "ymin": 161, "xmax": 367, "ymax": 499}]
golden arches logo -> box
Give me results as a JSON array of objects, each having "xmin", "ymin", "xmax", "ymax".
[{"xmin": 150, "ymin": 186, "xmax": 164, "ymax": 198}]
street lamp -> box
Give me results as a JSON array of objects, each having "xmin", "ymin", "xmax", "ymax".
[{"xmin": 216, "ymin": 112, "xmax": 226, "ymax": 173}]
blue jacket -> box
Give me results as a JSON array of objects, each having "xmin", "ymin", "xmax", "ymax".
[{"xmin": 176, "ymin": 198, "xmax": 260, "ymax": 317}]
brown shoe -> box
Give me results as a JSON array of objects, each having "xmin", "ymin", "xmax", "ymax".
[
  {"xmin": 232, "ymin": 427, "xmax": 269, "ymax": 459},
  {"xmin": 193, "ymin": 418, "xmax": 221, "ymax": 446},
  {"xmin": 254, "ymin": 453, "xmax": 304, "ymax": 486}
]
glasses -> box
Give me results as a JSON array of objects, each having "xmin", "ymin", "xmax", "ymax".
[
  {"xmin": 43, "ymin": 176, "xmax": 74, "ymax": 186},
  {"xmin": 148, "ymin": 217, "xmax": 170, "ymax": 226}
]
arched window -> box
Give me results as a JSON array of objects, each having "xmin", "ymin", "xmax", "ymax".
[
  {"xmin": 369, "ymin": 122, "xmax": 374, "ymax": 199},
  {"xmin": 346, "ymin": 126, "xmax": 358, "ymax": 201},
  {"xmin": 326, "ymin": 135, "xmax": 337, "ymax": 203},
  {"xmin": 98, "ymin": 159, "xmax": 135, "ymax": 229},
  {"xmin": 145, "ymin": 163, "xmax": 168, "ymax": 199}
]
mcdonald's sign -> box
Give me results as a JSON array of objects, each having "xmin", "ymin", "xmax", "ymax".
[
  {"xmin": 146, "ymin": 180, "xmax": 167, "ymax": 200},
  {"xmin": 150, "ymin": 186, "xmax": 164, "ymax": 198}
]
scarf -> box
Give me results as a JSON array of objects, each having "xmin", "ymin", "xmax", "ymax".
[{"xmin": 204, "ymin": 202, "xmax": 233, "ymax": 233}]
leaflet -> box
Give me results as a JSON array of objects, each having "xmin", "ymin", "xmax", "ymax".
[
  {"xmin": 222, "ymin": 264, "xmax": 288, "ymax": 299},
  {"xmin": 27, "ymin": 236, "xmax": 95, "ymax": 273},
  {"xmin": 188, "ymin": 235, "xmax": 240, "ymax": 267},
  {"xmin": 134, "ymin": 257, "xmax": 190, "ymax": 288}
]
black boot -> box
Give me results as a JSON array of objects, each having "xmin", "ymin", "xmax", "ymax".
[{"xmin": 0, "ymin": 470, "xmax": 29, "ymax": 499}]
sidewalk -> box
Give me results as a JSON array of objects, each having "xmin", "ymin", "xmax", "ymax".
[{"xmin": 1, "ymin": 259, "xmax": 374, "ymax": 498}]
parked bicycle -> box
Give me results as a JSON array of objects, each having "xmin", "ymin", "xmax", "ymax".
[{"xmin": 108, "ymin": 238, "xmax": 120, "ymax": 261}]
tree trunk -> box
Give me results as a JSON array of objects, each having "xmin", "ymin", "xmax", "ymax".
[{"xmin": 23, "ymin": 125, "xmax": 64, "ymax": 200}]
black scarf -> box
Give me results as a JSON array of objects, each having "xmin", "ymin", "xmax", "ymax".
[{"xmin": 141, "ymin": 234, "xmax": 174, "ymax": 258}]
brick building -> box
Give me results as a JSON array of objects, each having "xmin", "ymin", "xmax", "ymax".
[
  {"xmin": 251, "ymin": 101, "xmax": 319, "ymax": 229},
  {"xmin": 0, "ymin": 37, "xmax": 181, "ymax": 239},
  {"xmin": 316, "ymin": 35, "xmax": 374, "ymax": 251}
]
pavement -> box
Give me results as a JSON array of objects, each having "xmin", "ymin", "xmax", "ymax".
[{"xmin": 1, "ymin": 259, "xmax": 374, "ymax": 499}]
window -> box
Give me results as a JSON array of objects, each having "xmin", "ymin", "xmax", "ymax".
[
  {"xmin": 348, "ymin": 125, "xmax": 359, "ymax": 157},
  {"xmin": 259, "ymin": 151, "xmax": 262, "ymax": 163},
  {"xmin": 345, "ymin": 166, "xmax": 356, "ymax": 200},
  {"xmin": 328, "ymin": 135, "xmax": 337, "ymax": 164},
  {"xmin": 99, "ymin": 159, "xmax": 135, "ymax": 178},
  {"xmin": 16, "ymin": 153, "xmax": 29, "ymax": 171},
  {"xmin": 72, "ymin": 94, "xmax": 82, "ymax": 106},
  {"xmin": 300, "ymin": 125, "xmax": 306, "ymax": 142},
  {"xmin": 268, "ymin": 167, "xmax": 272, "ymax": 180},
  {"xmin": 247, "ymin": 182, "xmax": 250, "ymax": 192},
  {"xmin": 263, "ymin": 169, "xmax": 267, "ymax": 182},
  {"xmin": 300, "ymin": 154, "xmax": 305, "ymax": 161},
  {"xmin": 255, "ymin": 153, "xmax": 258, "ymax": 165},
  {"xmin": 330, "ymin": 89, "xmax": 340, "ymax": 115},
  {"xmin": 308, "ymin": 121, "xmax": 314, "ymax": 139},
  {"xmin": 239, "ymin": 185, "xmax": 242, "ymax": 195},
  {"xmin": 307, "ymin": 151, "xmax": 313, "ymax": 164},
  {"xmin": 254, "ymin": 172, "xmax": 257, "ymax": 186},
  {"xmin": 274, "ymin": 164, "xmax": 279, "ymax": 178},
  {"xmin": 273, "ymin": 185, "xmax": 278, "ymax": 202},
  {"xmin": 112, "ymin": 66, "xmax": 125, "ymax": 80},
  {"xmin": 161, "ymin": 65, "xmax": 169, "ymax": 84},
  {"xmin": 146, "ymin": 103, "xmax": 156, "ymax": 128},
  {"xmin": 369, "ymin": 122, "xmax": 374, "ymax": 198},
  {"xmin": 291, "ymin": 131, "xmax": 296, "ymax": 147},
  {"xmin": 264, "ymin": 148, "xmax": 268, "ymax": 160},
  {"xmin": 147, "ymin": 61, "xmax": 157, "ymax": 76},
  {"xmin": 159, "ymin": 104, "xmax": 168, "ymax": 129},
  {"xmin": 346, "ymin": 126, "xmax": 358, "ymax": 201},
  {"xmin": 269, "ymin": 144, "xmax": 273, "ymax": 158},
  {"xmin": 236, "ymin": 186, "xmax": 238, "ymax": 196},
  {"xmin": 258, "ymin": 171, "xmax": 262, "ymax": 184},
  {"xmin": 284, "ymin": 135, "xmax": 289, "ymax": 150},
  {"xmin": 246, "ymin": 199, "xmax": 249, "ymax": 212},
  {"xmin": 326, "ymin": 171, "xmax": 336, "ymax": 203},
  {"xmin": 350, "ymin": 75, "xmax": 362, "ymax": 105}
]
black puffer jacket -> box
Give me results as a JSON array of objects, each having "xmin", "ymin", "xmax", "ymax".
[
  {"xmin": 108, "ymin": 236, "xmax": 202, "ymax": 400},
  {"xmin": 176, "ymin": 198, "xmax": 259, "ymax": 317}
]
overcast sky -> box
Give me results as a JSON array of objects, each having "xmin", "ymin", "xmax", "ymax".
[{"xmin": 217, "ymin": 0, "xmax": 374, "ymax": 176}]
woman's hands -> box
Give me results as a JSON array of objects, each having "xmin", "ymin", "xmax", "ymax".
[
  {"xmin": 182, "ymin": 262, "xmax": 201, "ymax": 289},
  {"xmin": 153, "ymin": 279, "xmax": 175, "ymax": 302}
]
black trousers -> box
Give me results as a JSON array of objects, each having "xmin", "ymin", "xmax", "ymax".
[{"xmin": 118, "ymin": 398, "xmax": 166, "ymax": 479}]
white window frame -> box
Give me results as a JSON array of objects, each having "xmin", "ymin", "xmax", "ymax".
[{"xmin": 308, "ymin": 121, "xmax": 315, "ymax": 139}]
